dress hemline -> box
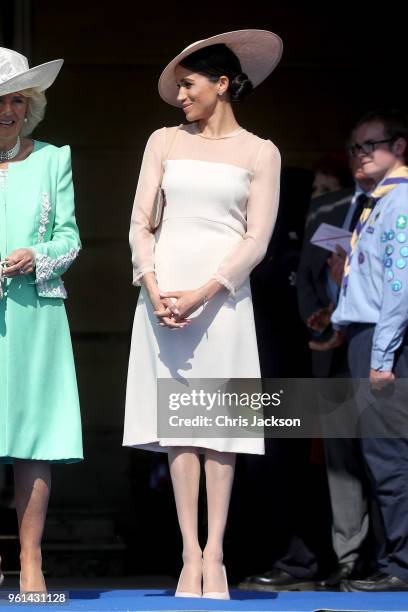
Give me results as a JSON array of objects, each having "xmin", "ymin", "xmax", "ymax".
[
  {"xmin": 0, "ymin": 455, "xmax": 83, "ymax": 465},
  {"xmin": 122, "ymin": 440, "xmax": 264, "ymax": 455}
]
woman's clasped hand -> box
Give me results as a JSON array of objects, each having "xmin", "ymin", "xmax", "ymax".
[
  {"xmin": 152, "ymin": 288, "xmax": 207, "ymax": 329},
  {"xmin": 1, "ymin": 248, "xmax": 36, "ymax": 277}
]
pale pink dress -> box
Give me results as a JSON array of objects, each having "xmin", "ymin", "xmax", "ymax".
[{"xmin": 123, "ymin": 123, "xmax": 281, "ymax": 454}]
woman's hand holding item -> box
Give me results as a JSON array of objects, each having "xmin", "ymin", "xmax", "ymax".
[{"xmin": 3, "ymin": 248, "xmax": 36, "ymax": 277}]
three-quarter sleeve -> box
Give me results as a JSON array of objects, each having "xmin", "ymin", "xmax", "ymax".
[
  {"xmin": 129, "ymin": 128, "xmax": 165, "ymax": 285},
  {"xmin": 31, "ymin": 145, "xmax": 81, "ymax": 298},
  {"xmin": 212, "ymin": 140, "xmax": 281, "ymax": 294}
]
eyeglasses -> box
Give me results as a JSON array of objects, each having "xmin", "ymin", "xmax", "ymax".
[{"xmin": 348, "ymin": 139, "xmax": 392, "ymax": 157}]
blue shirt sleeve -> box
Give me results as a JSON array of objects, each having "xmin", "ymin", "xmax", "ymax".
[{"xmin": 372, "ymin": 188, "xmax": 408, "ymax": 370}]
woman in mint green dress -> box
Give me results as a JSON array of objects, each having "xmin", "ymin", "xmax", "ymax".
[{"xmin": 0, "ymin": 47, "xmax": 82, "ymax": 592}]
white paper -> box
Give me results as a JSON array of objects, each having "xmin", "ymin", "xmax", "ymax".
[{"xmin": 310, "ymin": 222, "xmax": 352, "ymax": 253}]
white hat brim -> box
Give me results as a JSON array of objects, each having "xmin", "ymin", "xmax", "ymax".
[
  {"xmin": 0, "ymin": 59, "xmax": 64, "ymax": 96},
  {"xmin": 158, "ymin": 29, "xmax": 283, "ymax": 107}
]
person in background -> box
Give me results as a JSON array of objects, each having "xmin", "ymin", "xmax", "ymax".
[
  {"xmin": 239, "ymin": 161, "xmax": 344, "ymax": 593},
  {"xmin": 311, "ymin": 153, "xmax": 353, "ymax": 199},
  {"xmin": 296, "ymin": 153, "xmax": 376, "ymax": 589},
  {"xmin": 317, "ymin": 108, "xmax": 408, "ymax": 592},
  {"xmin": 239, "ymin": 153, "xmax": 374, "ymax": 592}
]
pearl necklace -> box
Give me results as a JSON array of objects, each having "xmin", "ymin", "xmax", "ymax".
[{"xmin": 0, "ymin": 136, "xmax": 21, "ymax": 162}]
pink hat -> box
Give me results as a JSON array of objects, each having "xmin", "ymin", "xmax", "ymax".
[{"xmin": 158, "ymin": 29, "xmax": 283, "ymax": 107}]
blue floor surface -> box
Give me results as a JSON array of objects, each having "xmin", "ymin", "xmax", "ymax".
[{"xmin": 2, "ymin": 589, "xmax": 408, "ymax": 611}]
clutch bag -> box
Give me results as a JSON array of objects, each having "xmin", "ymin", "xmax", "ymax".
[
  {"xmin": 148, "ymin": 126, "xmax": 179, "ymax": 233},
  {"xmin": 149, "ymin": 186, "xmax": 166, "ymax": 233}
]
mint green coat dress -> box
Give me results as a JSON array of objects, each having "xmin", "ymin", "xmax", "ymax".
[{"xmin": 0, "ymin": 140, "xmax": 83, "ymax": 463}]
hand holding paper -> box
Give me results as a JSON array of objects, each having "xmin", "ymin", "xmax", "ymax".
[
  {"xmin": 327, "ymin": 245, "xmax": 348, "ymax": 287},
  {"xmin": 310, "ymin": 222, "xmax": 352, "ymax": 254}
]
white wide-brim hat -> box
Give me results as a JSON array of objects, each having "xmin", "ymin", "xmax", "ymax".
[
  {"xmin": 158, "ymin": 29, "xmax": 283, "ymax": 107},
  {"xmin": 0, "ymin": 47, "xmax": 63, "ymax": 96}
]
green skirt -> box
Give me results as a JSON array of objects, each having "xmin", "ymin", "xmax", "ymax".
[{"xmin": 0, "ymin": 276, "xmax": 83, "ymax": 464}]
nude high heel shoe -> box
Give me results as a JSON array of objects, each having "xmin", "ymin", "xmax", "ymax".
[
  {"xmin": 175, "ymin": 561, "xmax": 202, "ymax": 598},
  {"xmin": 202, "ymin": 564, "xmax": 230, "ymax": 600}
]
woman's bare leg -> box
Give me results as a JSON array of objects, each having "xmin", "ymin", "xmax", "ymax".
[
  {"xmin": 13, "ymin": 460, "xmax": 51, "ymax": 592},
  {"xmin": 168, "ymin": 447, "xmax": 202, "ymax": 594},
  {"xmin": 202, "ymin": 449, "xmax": 236, "ymax": 593}
]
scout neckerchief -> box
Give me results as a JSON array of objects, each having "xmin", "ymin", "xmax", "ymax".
[{"xmin": 342, "ymin": 165, "xmax": 408, "ymax": 295}]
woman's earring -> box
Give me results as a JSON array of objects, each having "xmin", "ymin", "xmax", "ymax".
[{"xmin": 24, "ymin": 117, "xmax": 28, "ymax": 123}]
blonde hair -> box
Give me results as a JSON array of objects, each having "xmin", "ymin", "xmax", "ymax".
[{"xmin": 19, "ymin": 88, "xmax": 47, "ymax": 136}]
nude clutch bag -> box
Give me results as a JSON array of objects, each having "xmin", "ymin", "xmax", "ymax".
[
  {"xmin": 150, "ymin": 186, "xmax": 166, "ymax": 233},
  {"xmin": 149, "ymin": 127, "xmax": 179, "ymax": 233}
]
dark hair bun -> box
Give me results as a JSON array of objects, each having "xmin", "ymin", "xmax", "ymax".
[{"xmin": 229, "ymin": 73, "xmax": 253, "ymax": 102}]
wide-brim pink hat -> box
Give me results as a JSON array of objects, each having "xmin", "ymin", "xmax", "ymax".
[
  {"xmin": 0, "ymin": 47, "xmax": 63, "ymax": 96},
  {"xmin": 158, "ymin": 29, "xmax": 283, "ymax": 107}
]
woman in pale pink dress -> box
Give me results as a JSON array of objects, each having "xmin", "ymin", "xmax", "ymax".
[{"xmin": 124, "ymin": 30, "xmax": 282, "ymax": 599}]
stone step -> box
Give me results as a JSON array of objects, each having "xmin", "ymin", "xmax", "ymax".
[
  {"xmin": 44, "ymin": 513, "xmax": 117, "ymax": 541},
  {"xmin": 43, "ymin": 510, "xmax": 126, "ymax": 577},
  {"xmin": 1, "ymin": 509, "xmax": 127, "ymax": 577}
]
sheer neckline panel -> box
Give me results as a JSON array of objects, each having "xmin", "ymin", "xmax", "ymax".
[{"xmin": 190, "ymin": 123, "xmax": 246, "ymax": 139}]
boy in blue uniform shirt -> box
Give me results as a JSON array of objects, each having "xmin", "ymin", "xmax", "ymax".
[{"xmin": 317, "ymin": 109, "xmax": 408, "ymax": 591}]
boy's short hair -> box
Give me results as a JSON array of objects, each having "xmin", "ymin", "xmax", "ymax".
[{"xmin": 354, "ymin": 108, "xmax": 408, "ymax": 163}]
